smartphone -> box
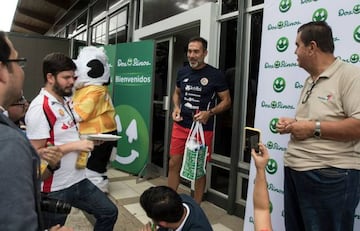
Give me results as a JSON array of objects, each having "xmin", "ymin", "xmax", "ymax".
[{"xmin": 245, "ymin": 127, "xmax": 261, "ymax": 154}]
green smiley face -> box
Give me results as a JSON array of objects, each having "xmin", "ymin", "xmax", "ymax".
[
  {"xmin": 277, "ymin": 21, "xmax": 284, "ymax": 29},
  {"xmin": 350, "ymin": 54, "xmax": 360, "ymax": 63},
  {"xmin": 269, "ymin": 118, "xmax": 279, "ymax": 134},
  {"xmin": 276, "ymin": 37, "xmax": 289, "ymax": 52},
  {"xmin": 112, "ymin": 105, "xmax": 149, "ymax": 174},
  {"xmin": 313, "ymin": 8, "xmax": 328, "ymax": 22},
  {"xmin": 273, "ymin": 77, "xmax": 286, "ymax": 93},
  {"xmin": 354, "ymin": 25, "xmax": 360, "ymax": 43},
  {"xmin": 266, "ymin": 159, "xmax": 278, "ymax": 175},
  {"xmin": 274, "ymin": 60, "xmax": 281, "ymax": 68},
  {"xmin": 267, "ymin": 141, "xmax": 274, "ymax": 149},
  {"xmin": 271, "ymin": 101, "xmax": 277, "ymax": 109},
  {"xmin": 279, "ymin": 0, "xmax": 292, "ymax": 13},
  {"xmin": 353, "ymin": 4, "xmax": 360, "ymax": 14}
]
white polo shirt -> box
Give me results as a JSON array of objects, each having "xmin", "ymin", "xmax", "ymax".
[{"xmin": 26, "ymin": 88, "xmax": 85, "ymax": 192}]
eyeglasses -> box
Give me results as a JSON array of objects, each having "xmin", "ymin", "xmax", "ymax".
[
  {"xmin": 10, "ymin": 95, "xmax": 27, "ymax": 108},
  {"xmin": 5, "ymin": 58, "xmax": 27, "ymax": 68},
  {"xmin": 302, "ymin": 81, "xmax": 317, "ymax": 104}
]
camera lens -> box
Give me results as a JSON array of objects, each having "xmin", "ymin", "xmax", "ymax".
[{"xmin": 41, "ymin": 197, "xmax": 71, "ymax": 214}]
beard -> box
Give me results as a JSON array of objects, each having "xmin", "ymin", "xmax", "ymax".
[{"xmin": 53, "ymin": 80, "xmax": 73, "ymax": 97}]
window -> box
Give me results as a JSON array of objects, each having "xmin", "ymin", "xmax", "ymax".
[
  {"xmin": 214, "ymin": 18, "xmax": 237, "ymax": 158},
  {"xmin": 243, "ymin": 11, "xmax": 263, "ymax": 163},
  {"xmin": 91, "ymin": 20, "xmax": 107, "ymax": 45},
  {"xmin": 222, "ymin": 0, "xmax": 238, "ymax": 14},
  {"xmin": 108, "ymin": 8, "xmax": 128, "ymax": 44}
]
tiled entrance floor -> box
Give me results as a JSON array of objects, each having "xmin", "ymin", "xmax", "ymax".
[{"xmin": 65, "ymin": 167, "xmax": 244, "ymax": 230}]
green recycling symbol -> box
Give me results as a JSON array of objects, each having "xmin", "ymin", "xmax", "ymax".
[
  {"xmin": 269, "ymin": 118, "xmax": 279, "ymax": 134},
  {"xmin": 112, "ymin": 105, "xmax": 149, "ymax": 174},
  {"xmin": 350, "ymin": 54, "xmax": 360, "ymax": 63},
  {"xmin": 279, "ymin": 0, "xmax": 292, "ymax": 13},
  {"xmin": 276, "ymin": 37, "xmax": 289, "ymax": 52},
  {"xmin": 273, "ymin": 77, "xmax": 286, "ymax": 93},
  {"xmin": 312, "ymin": 8, "xmax": 328, "ymax": 22},
  {"xmin": 354, "ymin": 25, "xmax": 360, "ymax": 43},
  {"xmin": 266, "ymin": 158, "xmax": 278, "ymax": 175}
]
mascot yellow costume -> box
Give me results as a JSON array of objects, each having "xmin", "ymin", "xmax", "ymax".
[{"xmin": 73, "ymin": 46, "xmax": 117, "ymax": 193}]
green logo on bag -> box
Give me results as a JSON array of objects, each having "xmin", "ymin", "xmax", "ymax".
[
  {"xmin": 279, "ymin": 0, "xmax": 291, "ymax": 13},
  {"xmin": 276, "ymin": 37, "xmax": 289, "ymax": 52},
  {"xmin": 273, "ymin": 77, "xmax": 286, "ymax": 93},
  {"xmin": 266, "ymin": 159, "xmax": 278, "ymax": 175},
  {"xmin": 313, "ymin": 8, "xmax": 328, "ymax": 22},
  {"xmin": 354, "ymin": 25, "xmax": 360, "ymax": 43},
  {"xmin": 269, "ymin": 118, "xmax": 279, "ymax": 134}
]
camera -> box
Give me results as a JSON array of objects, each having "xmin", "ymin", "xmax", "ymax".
[{"xmin": 40, "ymin": 195, "xmax": 71, "ymax": 214}]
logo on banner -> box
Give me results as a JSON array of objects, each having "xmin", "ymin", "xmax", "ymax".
[
  {"xmin": 354, "ymin": 25, "xmax": 360, "ymax": 43},
  {"xmin": 268, "ymin": 20, "xmax": 301, "ymax": 31},
  {"xmin": 267, "ymin": 141, "xmax": 287, "ymax": 152},
  {"xmin": 276, "ymin": 37, "xmax": 289, "ymax": 52},
  {"xmin": 339, "ymin": 4, "xmax": 360, "ymax": 16},
  {"xmin": 273, "ymin": 77, "xmax": 286, "ymax": 93},
  {"xmin": 269, "ymin": 118, "xmax": 279, "ymax": 134},
  {"xmin": 279, "ymin": 0, "xmax": 292, "ymax": 13},
  {"xmin": 261, "ymin": 100, "xmax": 295, "ymax": 110},
  {"xmin": 351, "ymin": 54, "xmax": 360, "ymax": 63},
  {"xmin": 265, "ymin": 60, "xmax": 298, "ymax": 69},
  {"xmin": 266, "ymin": 159, "xmax": 278, "ymax": 175},
  {"xmin": 313, "ymin": 8, "xmax": 328, "ymax": 22}
]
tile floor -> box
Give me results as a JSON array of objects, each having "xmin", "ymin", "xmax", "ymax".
[{"xmin": 64, "ymin": 167, "xmax": 244, "ymax": 230}]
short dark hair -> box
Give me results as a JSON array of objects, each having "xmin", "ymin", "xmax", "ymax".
[
  {"xmin": 140, "ymin": 186, "xmax": 183, "ymax": 223},
  {"xmin": 297, "ymin": 21, "xmax": 334, "ymax": 53},
  {"xmin": 189, "ymin": 36, "xmax": 208, "ymax": 50},
  {"xmin": 0, "ymin": 31, "xmax": 11, "ymax": 64},
  {"xmin": 42, "ymin": 52, "xmax": 76, "ymax": 82}
]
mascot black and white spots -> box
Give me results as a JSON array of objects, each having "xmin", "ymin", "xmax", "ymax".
[{"xmin": 72, "ymin": 46, "xmax": 117, "ymax": 193}]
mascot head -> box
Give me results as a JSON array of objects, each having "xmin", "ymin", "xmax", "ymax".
[{"xmin": 74, "ymin": 46, "xmax": 110, "ymax": 89}]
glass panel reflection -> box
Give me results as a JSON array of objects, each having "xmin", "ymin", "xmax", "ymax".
[{"xmin": 210, "ymin": 165, "xmax": 230, "ymax": 195}]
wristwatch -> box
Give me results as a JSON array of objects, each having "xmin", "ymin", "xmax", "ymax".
[
  {"xmin": 313, "ymin": 121, "xmax": 321, "ymax": 138},
  {"xmin": 47, "ymin": 163, "xmax": 60, "ymax": 174}
]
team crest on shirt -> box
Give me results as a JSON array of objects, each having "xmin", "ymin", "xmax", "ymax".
[
  {"xmin": 58, "ymin": 109, "xmax": 65, "ymax": 116},
  {"xmin": 200, "ymin": 77, "xmax": 208, "ymax": 86}
]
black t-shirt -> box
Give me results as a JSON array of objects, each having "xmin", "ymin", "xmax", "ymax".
[{"xmin": 176, "ymin": 64, "xmax": 228, "ymax": 130}]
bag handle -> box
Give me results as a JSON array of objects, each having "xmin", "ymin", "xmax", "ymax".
[{"xmin": 186, "ymin": 120, "xmax": 199, "ymax": 142}]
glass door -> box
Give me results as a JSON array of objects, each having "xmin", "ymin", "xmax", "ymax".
[{"xmin": 151, "ymin": 37, "xmax": 174, "ymax": 175}]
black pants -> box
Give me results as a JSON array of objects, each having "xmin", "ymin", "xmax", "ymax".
[{"xmin": 87, "ymin": 130, "xmax": 117, "ymax": 173}]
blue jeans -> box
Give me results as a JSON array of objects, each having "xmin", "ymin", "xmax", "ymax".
[
  {"xmin": 42, "ymin": 179, "xmax": 118, "ymax": 231},
  {"xmin": 284, "ymin": 167, "xmax": 360, "ymax": 231}
]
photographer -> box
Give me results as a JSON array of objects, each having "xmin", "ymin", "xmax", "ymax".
[{"xmin": 0, "ymin": 31, "xmax": 72, "ymax": 231}]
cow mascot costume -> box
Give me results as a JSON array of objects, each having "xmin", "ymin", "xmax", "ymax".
[{"xmin": 72, "ymin": 46, "xmax": 117, "ymax": 193}]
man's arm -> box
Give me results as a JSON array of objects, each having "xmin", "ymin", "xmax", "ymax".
[
  {"xmin": 286, "ymin": 117, "xmax": 360, "ymax": 141},
  {"xmin": 194, "ymin": 89, "xmax": 231, "ymax": 124},
  {"xmin": 252, "ymin": 143, "xmax": 272, "ymax": 231},
  {"xmin": 172, "ymin": 86, "xmax": 182, "ymax": 121}
]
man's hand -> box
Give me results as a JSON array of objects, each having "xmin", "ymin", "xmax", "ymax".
[
  {"xmin": 288, "ymin": 120, "xmax": 315, "ymax": 140},
  {"xmin": 251, "ymin": 143, "xmax": 269, "ymax": 171},
  {"xmin": 276, "ymin": 117, "xmax": 296, "ymax": 134},
  {"xmin": 172, "ymin": 107, "xmax": 183, "ymax": 122},
  {"xmin": 193, "ymin": 110, "xmax": 212, "ymax": 124},
  {"xmin": 38, "ymin": 145, "xmax": 63, "ymax": 169}
]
